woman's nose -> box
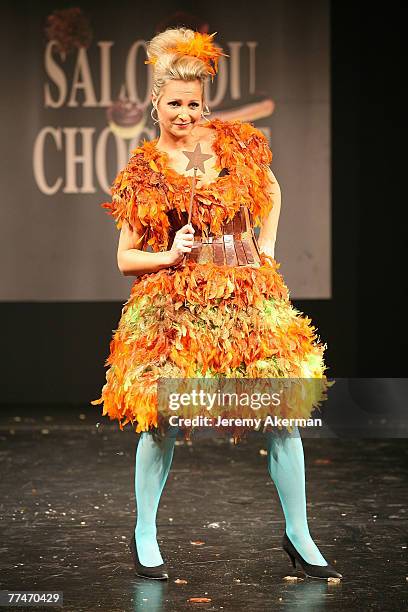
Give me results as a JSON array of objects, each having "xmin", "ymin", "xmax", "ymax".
[{"xmin": 177, "ymin": 109, "xmax": 190, "ymax": 119}]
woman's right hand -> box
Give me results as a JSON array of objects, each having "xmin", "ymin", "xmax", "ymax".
[{"xmin": 166, "ymin": 224, "xmax": 195, "ymax": 266}]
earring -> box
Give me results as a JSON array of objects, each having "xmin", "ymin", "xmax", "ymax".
[
  {"xmin": 151, "ymin": 105, "xmax": 160, "ymax": 124},
  {"xmin": 201, "ymin": 103, "xmax": 211, "ymax": 123}
]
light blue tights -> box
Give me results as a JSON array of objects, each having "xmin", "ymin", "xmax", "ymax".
[
  {"xmin": 134, "ymin": 430, "xmax": 177, "ymax": 567},
  {"xmin": 134, "ymin": 426, "xmax": 327, "ymax": 567},
  {"xmin": 266, "ymin": 427, "xmax": 327, "ymax": 566}
]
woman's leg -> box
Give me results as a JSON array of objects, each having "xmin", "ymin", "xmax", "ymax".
[
  {"xmin": 266, "ymin": 427, "xmax": 328, "ymax": 566},
  {"xmin": 135, "ymin": 428, "xmax": 177, "ymax": 567}
]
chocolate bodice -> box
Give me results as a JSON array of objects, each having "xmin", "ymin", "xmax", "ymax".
[{"xmin": 166, "ymin": 204, "xmax": 262, "ymax": 267}]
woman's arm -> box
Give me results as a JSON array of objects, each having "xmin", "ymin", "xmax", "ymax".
[
  {"xmin": 257, "ymin": 168, "xmax": 281, "ymax": 259},
  {"xmin": 117, "ymin": 220, "xmax": 195, "ymax": 276},
  {"xmin": 117, "ymin": 221, "xmax": 172, "ymax": 276}
]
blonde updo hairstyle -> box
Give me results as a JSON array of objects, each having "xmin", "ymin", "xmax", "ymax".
[{"xmin": 146, "ymin": 28, "xmax": 212, "ymax": 107}]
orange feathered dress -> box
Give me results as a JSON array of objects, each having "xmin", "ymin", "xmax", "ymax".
[{"xmin": 91, "ymin": 119, "xmax": 328, "ymax": 439}]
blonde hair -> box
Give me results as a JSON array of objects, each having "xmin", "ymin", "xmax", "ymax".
[{"xmin": 146, "ymin": 28, "xmax": 213, "ymax": 103}]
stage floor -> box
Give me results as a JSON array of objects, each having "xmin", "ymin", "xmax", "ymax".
[{"xmin": 0, "ymin": 406, "xmax": 406, "ymax": 611}]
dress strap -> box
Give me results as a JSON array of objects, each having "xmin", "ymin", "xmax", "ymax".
[{"xmin": 218, "ymin": 167, "xmax": 230, "ymax": 177}]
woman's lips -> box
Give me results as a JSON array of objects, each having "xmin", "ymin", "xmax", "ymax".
[{"xmin": 174, "ymin": 122, "xmax": 191, "ymax": 127}]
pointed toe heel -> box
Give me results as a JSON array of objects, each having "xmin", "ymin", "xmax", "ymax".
[
  {"xmin": 282, "ymin": 532, "xmax": 343, "ymax": 580},
  {"xmin": 130, "ymin": 532, "xmax": 169, "ymax": 580}
]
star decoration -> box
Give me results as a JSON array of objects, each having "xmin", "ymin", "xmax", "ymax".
[{"xmin": 182, "ymin": 143, "xmax": 213, "ymax": 174}]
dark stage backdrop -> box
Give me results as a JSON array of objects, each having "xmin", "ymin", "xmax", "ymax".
[{"xmin": 0, "ymin": 2, "xmax": 403, "ymax": 405}]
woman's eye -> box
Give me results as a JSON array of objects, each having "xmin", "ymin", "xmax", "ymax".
[{"xmin": 168, "ymin": 102, "xmax": 199, "ymax": 108}]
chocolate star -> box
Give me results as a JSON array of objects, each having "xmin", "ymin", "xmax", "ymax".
[{"xmin": 182, "ymin": 143, "xmax": 213, "ymax": 174}]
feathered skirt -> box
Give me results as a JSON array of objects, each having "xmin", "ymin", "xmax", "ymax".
[{"xmin": 91, "ymin": 254, "xmax": 328, "ymax": 441}]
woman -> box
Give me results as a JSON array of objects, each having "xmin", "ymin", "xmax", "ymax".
[{"xmin": 92, "ymin": 28, "xmax": 342, "ymax": 581}]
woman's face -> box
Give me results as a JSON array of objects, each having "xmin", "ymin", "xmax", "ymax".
[{"xmin": 153, "ymin": 79, "xmax": 203, "ymax": 138}]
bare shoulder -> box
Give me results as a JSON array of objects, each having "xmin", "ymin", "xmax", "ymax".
[{"xmin": 194, "ymin": 123, "xmax": 218, "ymax": 145}]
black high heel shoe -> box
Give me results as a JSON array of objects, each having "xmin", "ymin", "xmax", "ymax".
[
  {"xmin": 129, "ymin": 532, "xmax": 169, "ymax": 580},
  {"xmin": 282, "ymin": 532, "xmax": 343, "ymax": 580}
]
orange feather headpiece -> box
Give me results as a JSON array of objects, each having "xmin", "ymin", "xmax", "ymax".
[{"xmin": 145, "ymin": 31, "xmax": 228, "ymax": 79}]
